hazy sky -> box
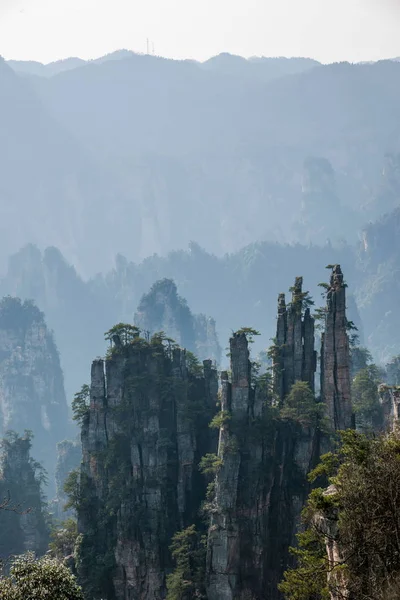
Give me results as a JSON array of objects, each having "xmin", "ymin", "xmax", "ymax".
[{"xmin": 0, "ymin": 0, "xmax": 399, "ymax": 64}]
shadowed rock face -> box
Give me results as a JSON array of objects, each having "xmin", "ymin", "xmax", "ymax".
[
  {"xmin": 206, "ymin": 333, "xmax": 318, "ymax": 600},
  {"xmin": 75, "ymin": 269, "xmax": 355, "ymax": 600},
  {"xmin": 0, "ymin": 432, "xmax": 48, "ymax": 559},
  {"xmin": 77, "ymin": 338, "xmax": 218, "ymax": 600},
  {"xmin": 313, "ymin": 485, "xmax": 349, "ymax": 600},
  {"xmin": 53, "ymin": 439, "xmax": 81, "ymax": 519},
  {"xmin": 274, "ymin": 277, "xmax": 317, "ymax": 401},
  {"xmin": 321, "ymin": 265, "xmax": 353, "ymax": 431}
]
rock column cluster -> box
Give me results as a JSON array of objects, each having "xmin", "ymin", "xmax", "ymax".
[
  {"xmin": 79, "ymin": 341, "xmax": 218, "ymax": 599},
  {"xmin": 206, "ymin": 333, "xmax": 309, "ymax": 600},
  {"xmin": 274, "ymin": 277, "xmax": 317, "ymax": 402}
]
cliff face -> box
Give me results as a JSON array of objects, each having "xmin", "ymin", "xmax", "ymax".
[
  {"xmin": 0, "ymin": 297, "xmax": 69, "ymax": 492},
  {"xmin": 0, "ymin": 431, "xmax": 48, "ymax": 559},
  {"xmin": 74, "ymin": 266, "xmax": 355, "ymax": 600},
  {"xmin": 313, "ymin": 485, "xmax": 349, "ymax": 600},
  {"xmin": 296, "ymin": 157, "xmax": 359, "ymax": 246},
  {"xmin": 54, "ymin": 439, "xmax": 81, "ymax": 519},
  {"xmin": 134, "ymin": 279, "xmax": 222, "ymax": 364},
  {"xmin": 379, "ymin": 385, "xmax": 400, "ymax": 432},
  {"xmin": 320, "ymin": 266, "xmax": 352, "ymax": 431},
  {"xmin": 206, "ymin": 332, "xmax": 318, "ymax": 600},
  {"xmin": 77, "ymin": 335, "xmax": 218, "ymax": 600},
  {"xmin": 274, "ymin": 277, "xmax": 316, "ymax": 400}
]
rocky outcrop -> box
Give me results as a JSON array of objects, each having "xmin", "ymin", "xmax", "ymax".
[
  {"xmin": 296, "ymin": 157, "xmax": 358, "ymax": 246},
  {"xmin": 313, "ymin": 485, "xmax": 349, "ymax": 600},
  {"xmin": 0, "ymin": 297, "xmax": 69, "ymax": 493},
  {"xmin": 320, "ymin": 266, "xmax": 353, "ymax": 431},
  {"xmin": 77, "ymin": 335, "xmax": 218, "ymax": 600},
  {"xmin": 379, "ymin": 385, "xmax": 400, "ymax": 432},
  {"xmin": 75, "ymin": 267, "xmax": 356, "ymax": 600},
  {"xmin": 134, "ymin": 278, "xmax": 222, "ymax": 364},
  {"xmin": 0, "ymin": 431, "xmax": 48, "ymax": 559},
  {"xmin": 273, "ymin": 277, "xmax": 316, "ymax": 400},
  {"xmin": 194, "ymin": 314, "xmax": 222, "ymax": 365},
  {"xmin": 206, "ymin": 332, "xmax": 318, "ymax": 600},
  {"xmin": 53, "ymin": 439, "xmax": 81, "ymax": 519}
]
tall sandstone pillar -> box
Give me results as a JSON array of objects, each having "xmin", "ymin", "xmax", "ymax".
[
  {"xmin": 321, "ymin": 265, "xmax": 352, "ymax": 431},
  {"xmin": 206, "ymin": 333, "xmax": 251, "ymax": 600},
  {"xmin": 274, "ymin": 277, "xmax": 316, "ymax": 401}
]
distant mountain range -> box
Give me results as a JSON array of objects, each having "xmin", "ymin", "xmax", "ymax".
[
  {"xmin": 1, "ymin": 51, "xmax": 400, "ymax": 276},
  {"xmin": 7, "ymin": 50, "xmax": 321, "ymax": 79}
]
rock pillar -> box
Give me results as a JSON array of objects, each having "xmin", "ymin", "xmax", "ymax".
[{"xmin": 320, "ymin": 265, "xmax": 352, "ymax": 431}]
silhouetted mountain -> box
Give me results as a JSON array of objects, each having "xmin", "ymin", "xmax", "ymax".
[
  {"xmin": 0, "ymin": 242, "xmax": 355, "ymax": 402},
  {"xmin": 200, "ymin": 52, "xmax": 320, "ymax": 81},
  {"xmin": 2, "ymin": 54, "xmax": 400, "ymax": 274},
  {"xmin": 0, "ymin": 57, "xmax": 142, "ymax": 274},
  {"xmin": 355, "ymin": 206, "xmax": 400, "ymax": 362},
  {"xmin": 7, "ymin": 57, "xmax": 86, "ymax": 78},
  {"xmin": 7, "ymin": 51, "xmax": 319, "ymax": 81}
]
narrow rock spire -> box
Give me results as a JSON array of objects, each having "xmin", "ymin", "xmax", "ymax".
[
  {"xmin": 274, "ymin": 293, "xmax": 287, "ymax": 400},
  {"xmin": 206, "ymin": 333, "xmax": 251, "ymax": 600},
  {"xmin": 320, "ymin": 265, "xmax": 352, "ymax": 430}
]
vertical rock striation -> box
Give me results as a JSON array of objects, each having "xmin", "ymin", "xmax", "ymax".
[
  {"xmin": 0, "ymin": 431, "xmax": 48, "ymax": 559},
  {"xmin": 0, "ymin": 297, "xmax": 69, "ymax": 494},
  {"xmin": 134, "ymin": 278, "xmax": 222, "ymax": 364},
  {"xmin": 54, "ymin": 439, "xmax": 81, "ymax": 519},
  {"xmin": 207, "ymin": 332, "xmax": 318, "ymax": 600},
  {"xmin": 206, "ymin": 334, "xmax": 250, "ymax": 600},
  {"xmin": 379, "ymin": 385, "xmax": 400, "ymax": 432},
  {"xmin": 273, "ymin": 277, "xmax": 316, "ymax": 401},
  {"xmin": 313, "ymin": 485, "xmax": 349, "ymax": 600},
  {"xmin": 320, "ymin": 266, "xmax": 352, "ymax": 431},
  {"xmin": 77, "ymin": 335, "xmax": 218, "ymax": 600}
]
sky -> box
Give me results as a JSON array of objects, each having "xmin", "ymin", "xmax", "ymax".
[{"xmin": 0, "ymin": 0, "xmax": 399, "ymax": 64}]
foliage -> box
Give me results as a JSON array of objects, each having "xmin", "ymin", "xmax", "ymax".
[
  {"xmin": 345, "ymin": 319, "xmax": 358, "ymax": 332},
  {"xmin": 281, "ymin": 431, "xmax": 400, "ymax": 600},
  {"xmin": 104, "ymin": 322, "xmax": 140, "ymax": 344},
  {"xmin": 289, "ymin": 279, "xmax": 314, "ymax": 314},
  {"xmin": 235, "ymin": 327, "xmax": 261, "ymax": 344},
  {"xmin": 166, "ymin": 525, "xmax": 206, "ymax": 600},
  {"xmin": 0, "ymin": 431, "xmax": 49, "ymax": 557},
  {"xmin": 280, "ymin": 381, "xmax": 325, "ymax": 428},
  {"xmin": 351, "ymin": 365, "xmax": 384, "ymax": 432},
  {"xmin": 209, "ymin": 410, "xmax": 231, "ymax": 430},
  {"xmin": 307, "ymin": 452, "xmax": 340, "ymax": 484},
  {"xmin": 279, "ymin": 527, "xmax": 329, "ymax": 600},
  {"xmin": 0, "ymin": 552, "xmax": 83, "ymax": 600},
  {"xmin": 104, "ymin": 323, "xmax": 141, "ymax": 356},
  {"xmin": 49, "ymin": 518, "xmax": 78, "ymax": 560},
  {"xmin": 0, "ymin": 297, "xmax": 45, "ymax": 331},
  {"xmin": 350, "ymin": 345, "xmax": 372, "ymax": 377},
  {"xmin": 313, "ymin": 306, "xmax": 327, "ymax": 331},
  {"xmin": 198, "ymin": 453, "xmax": 223, "ymax": 476},
  {"xmin": 63, "ymin": 470, "xmax": 80, "ymax": 513},
  {"xmin": 386, "ymin": 355, "xmax": 400, "ymax": 385},
  {"xmin": 71, "ymin": 384, "xmax": 90, "ymax": 425},
  {"xmin": 185, "ymin": 350, "xmax": 203, "ymax": 377}
]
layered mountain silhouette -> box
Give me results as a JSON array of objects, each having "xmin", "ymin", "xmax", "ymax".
[{"xmin": 1, "ymin": 52, "xmax": 400, "ymax": 276}]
